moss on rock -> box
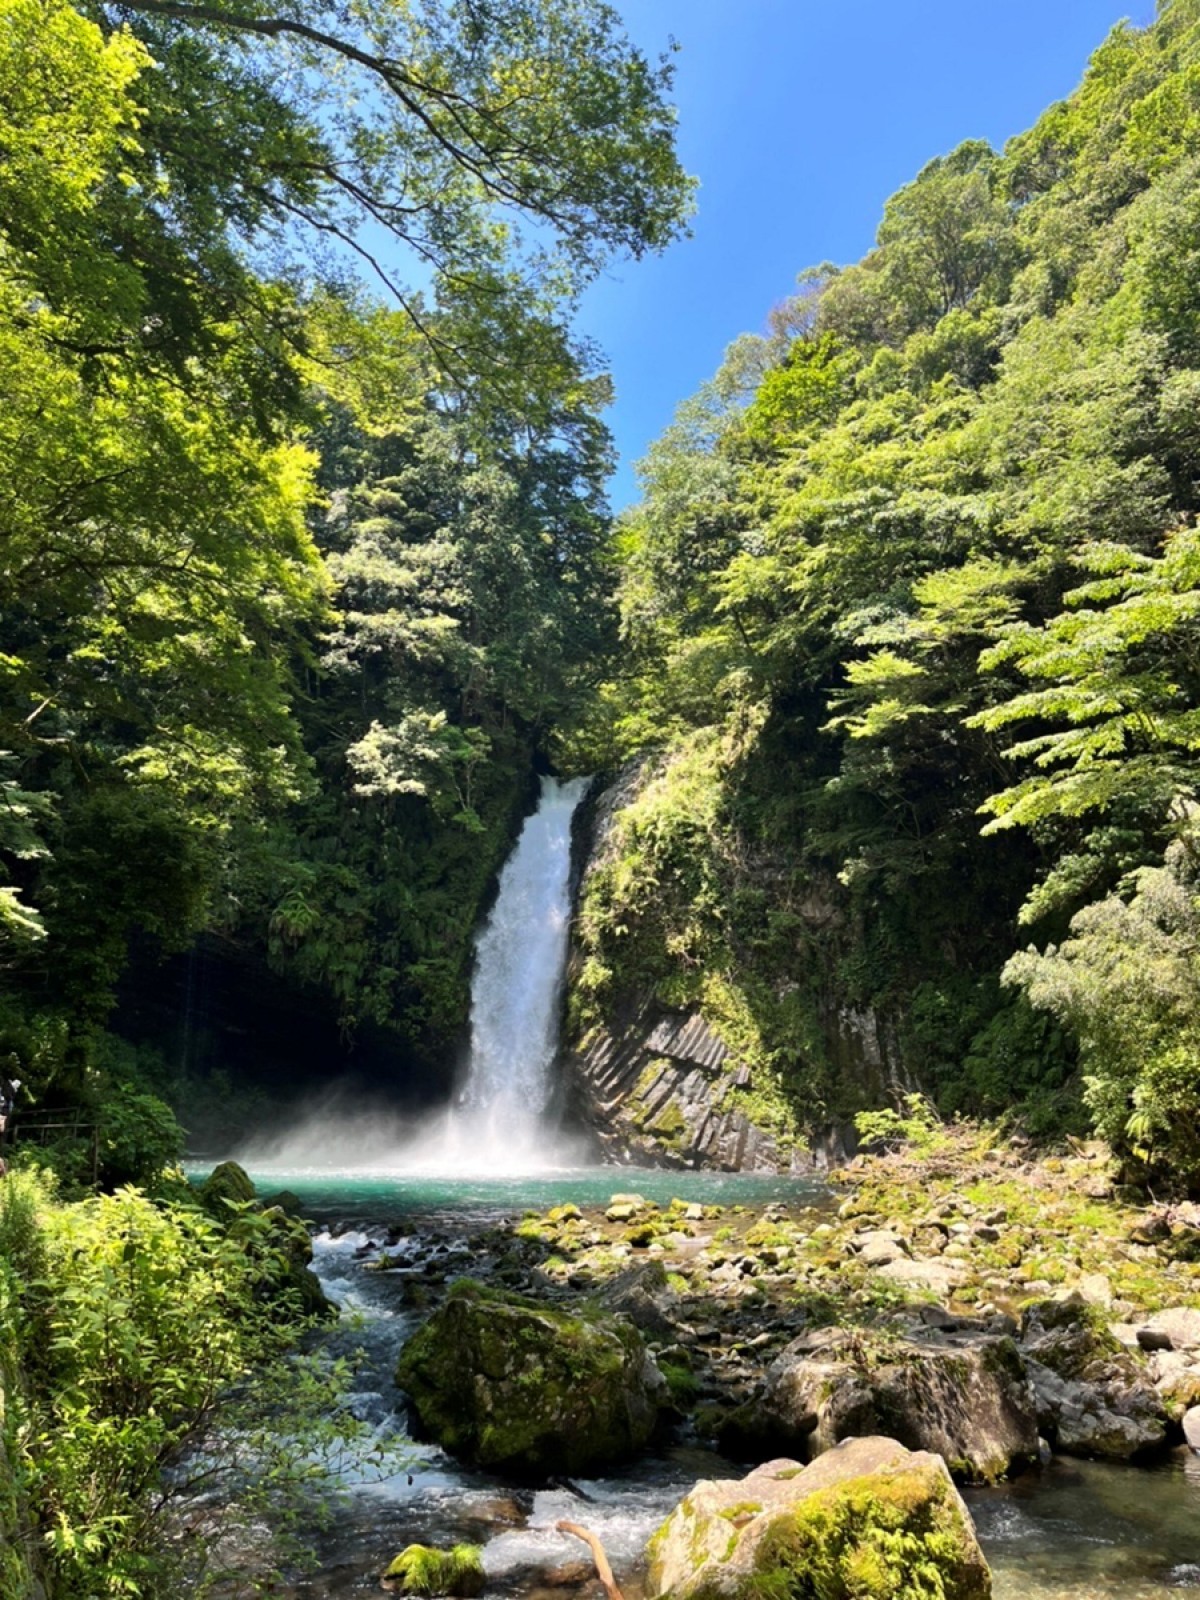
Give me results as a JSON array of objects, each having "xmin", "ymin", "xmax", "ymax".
[
  {"xmin": 395, "ymin": 1279, "xmax": 663, "ymax": 1478},
  {"xmin": 646, "ymin": 1439, "xmax": 991, "ymax": 1600},
  {"xmin": 198, "ymin": 1159, "xmax": 256, "ymax": 1215},
  {"xmin": 383, "ymin": 1544, "xmax": 485, "ymax": 1596}
]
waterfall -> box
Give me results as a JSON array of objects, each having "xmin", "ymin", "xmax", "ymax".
[
  {"xmin": 230, "ymin": 772, "xmax": 591, "ymax": 1176},
  {"xmin": 449, "ymin": 773, "xmax": 590, "ymax": 1164}
]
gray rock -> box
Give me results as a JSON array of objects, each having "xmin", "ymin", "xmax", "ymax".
[
  {"xmin": 875, "ymin": 1256, "xmax": 968, "ymax": 1294},
  {"xmin": 854, "ymin": 1228, "xmax": 908, "ymax": 1267},
  {"xmin": 1184, "ymin": 1406, "xmax": 1200, "ymax": 1453},
  {"xmin": 1141, "ymin": 1307, "xmax": 1200, "ymax": 1351},
  {"xmin": 748, "ymin": 1331, "xmax": 1038, "ymax": 1483},
  {"xmin": 1022, "ymin": 1299, "xmax": 1167, "ymax": 1459},
  {"xmin": 644, "ymin": 1438, "xmax": 992, "ymax": 1600}
]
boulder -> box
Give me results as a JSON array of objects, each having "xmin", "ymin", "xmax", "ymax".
[
  {"xmin": 199, "ymin": 1163, "xmax": 333, "ymax": 1319},
  {"xmin": 1139, "ymin": 1307, "xmax": 1200, "ymax": 1352},
  {"xmin": 1184, "ymin": 1406, "xmax": 1200, "ymax": 1453},
  {"xmin": 853, "ymin": 1229, "xmax": 908, "ymax": 1268},
  {"xmin": 198, "ymin": 1159, "xmax": 256, "ymax": 1214},
  {"xmin": 257, "ymin": 1204, "xmax": 335, "ymax": 1319},
  {"xmin": 742, "ymin": 1331, "xmax": 1037, "ymax": 1483},
  {"xmin": 597, "ymin": 1260, "xmax": 682, "ymax": 1341},
  {"xmin": 395, "ymin": 1280, "xmax": 664, "ymax": 1478},
  {"xmin": 645, "ymin": 1438, "xmax": 991, "ymax": 1600},
  {"xmin": 873, "ymin": 1256, "xmax": 967, "ymax": 1296},
  {"xmin": 1021, "ymin": 1295, "xmax": 1167, "ymax": 1459}
]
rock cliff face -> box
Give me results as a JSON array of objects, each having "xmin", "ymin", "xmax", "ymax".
[
  {"xmin": 565, "ymin": 997, "xmax": 805, "ymax": 1170},
  {"xmin": 561, "ymin": 761, "xmax": 898, "ymax": 1172}
]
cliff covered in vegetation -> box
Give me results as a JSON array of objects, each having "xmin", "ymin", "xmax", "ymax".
[{"xmin": 563, "ymin": 0, "xmax": 1200, "ymax": 1187}]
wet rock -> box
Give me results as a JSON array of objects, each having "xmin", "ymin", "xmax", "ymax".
[
  {"xmin": 644, "ymin": 1438, "xmax": 991, "ymax": 1600},
  {"xmin": 395, "ymin": 1281, "xmax": 664, "ymax": 1479},
  {"xmin": 1184, "ymin": 1406, "xmax": 1200, "ymax": 1453},
  {"xmin": 1022, "ymin": 1295, "xmax": 1167, "ymax": 1459},
  {"xmin": 735, "ymin": 1331, "xmax": 1037, "ymax": 1483}
]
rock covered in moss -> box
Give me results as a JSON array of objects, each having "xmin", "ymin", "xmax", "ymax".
[
  {"xmin": 381, "ymin": 1544, "xmax": 485, "ymax": 1596},
  {"xmin": 197, "ymin": 1162, "xmax": 333, "ymax": 1320},
  {"xmin": 645, "ymin": 1437, "xmax": 991, "ymax": 1600},
  {"xmin": 732, "ymin": 1330, "xmax": 1037, "ymax": 1483},
  {"xmin": 198, "ymin": 1159, "xmax": 257, "ymax": 1215},
  {"xmin": 395, "ymin": 1279, "xmax": 664, "ymax": 1478}
]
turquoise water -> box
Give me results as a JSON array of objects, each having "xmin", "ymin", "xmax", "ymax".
[{"xmin": 187, "ymin": 1162, "xmax": 828, "ymax": 1228}]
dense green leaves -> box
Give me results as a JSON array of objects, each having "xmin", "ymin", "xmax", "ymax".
[
  {"xmin": 0, "ymin": 0, "xmax": 686, "ymax": 1069},
  {"xmin": 576, "ymin": 0, "xmax": 1200, "ymax": 1163}
]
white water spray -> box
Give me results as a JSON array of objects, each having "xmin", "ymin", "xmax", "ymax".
[{"xmin": 232, "ymin": 773, "xmax": 591, "ymax": 1176}]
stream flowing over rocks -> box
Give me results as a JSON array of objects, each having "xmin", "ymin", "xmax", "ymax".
[{"xmin": 197, "ymin": 1140, "xmax": 1200, "ymax": 1600}]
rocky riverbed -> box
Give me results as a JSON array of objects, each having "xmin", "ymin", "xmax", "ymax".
[
  {"xmin": 200, "ymin": 1129, "xmax": 1200, "ymax": 1597},
  {"xmin": 347, "ymin": 1126, "xmax": 1200, "ymax": 1475}
]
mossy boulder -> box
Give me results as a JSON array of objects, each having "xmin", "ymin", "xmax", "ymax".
[
  {"xmin": 645, "ymin": 1438, "xmax": 991, "ymax": 1600},
  {"xmin": 198, "ymin": 1159, "xmax": 257, "ymax": 1215},
  {"xmin": 257, "ymin": 1204, "xmax": 335, "ymax": 1320},
  {"xmin": 197, "ymin": 1163, "xmax": 333, "ymax": 1320},
  {"xmin": 382, "ymin": 1544, "xmax": 485, "ymax": 1596},
  {"xmin": 395, "ymin": 1280, "xmax": 664, "ymax": 1478}
]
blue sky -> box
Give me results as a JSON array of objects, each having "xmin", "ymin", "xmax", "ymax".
[{"xmin": 580, "ymin": 0, "xmax": 1156, "ymax": 508}]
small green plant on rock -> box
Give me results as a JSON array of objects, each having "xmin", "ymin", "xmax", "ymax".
[{"xmin": 855, "ymin": 1094, "xmax": 947, "ymax": 1155}]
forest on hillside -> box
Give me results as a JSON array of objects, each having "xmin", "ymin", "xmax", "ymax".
[
  {"xmin": 11, "ymin": 2, "xmax": 1200, "ymax": 1597},
  {"xmin": 567, "ymin": 0, "xmax": 1200, "ymax": 1194},
  {"xmin": 0, "ymin": 0, "xmax": 691, "ymax": 1166},
  {"xmin": 6, "ymin": 0, "xmax": 1200, "ymax": 1196}
]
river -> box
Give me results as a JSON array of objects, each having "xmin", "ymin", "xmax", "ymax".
[
  {"xmin": 206, "ymin": 776, "xmax": 1200, "ymax": 1596},
  {"xmin": 208, "ymin": 1164, "xmax": 1200, "ymax": 1600}
]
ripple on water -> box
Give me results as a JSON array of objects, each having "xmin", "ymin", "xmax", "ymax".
[{"xmin": 972, "ymin": 1453, "xmax": 1200, "ymax": 1600}]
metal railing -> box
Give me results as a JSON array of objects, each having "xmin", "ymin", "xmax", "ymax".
[{"xmin": 5, "ymin": 1108, "xmax": 100, "ymax": 1183}]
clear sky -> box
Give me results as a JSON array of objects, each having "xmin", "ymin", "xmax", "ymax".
[{"xmin": 581, "ymin": 0, "xmax": 1157, "ymax": 509}]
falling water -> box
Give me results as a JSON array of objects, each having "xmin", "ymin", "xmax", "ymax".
[
  {"xmin": 451, "ymin": 773, "xmax": 590, "ymax": 1162},
  {"xmin": 230, "ymin": 772, "xmax": 591, "ymax": 1175}
]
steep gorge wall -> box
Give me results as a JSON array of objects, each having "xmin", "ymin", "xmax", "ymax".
[{"xmin": 561, "ymin": 759, "xmax": 904, "ymax": 1171}]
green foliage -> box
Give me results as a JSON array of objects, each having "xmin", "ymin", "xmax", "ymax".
[
  {"xmin": 0, "ymin": 0, "xmax": 683, "ymax": 1075},
  {"xmin": 854, "ymin": 1095, "xmax": 946, "ymax": 1154},
  {"xmin": 574, "ymin": 0, "xmax": 1200, "ymax": 1160},
  {"xmin": 384, "ymin": 1543, "xmax": 486, "ymax": 1598},
  {"xmin": 95, "ymin": 1091, "xmax": 184, "ymax": 1190},
  {"xmin": 1006, "ymin": 835, "xmax": 1200, "ymax": 1189},
  {"xmin": 0, "ymin": 1170, "xmax": 360, "ymax": 1598}
]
